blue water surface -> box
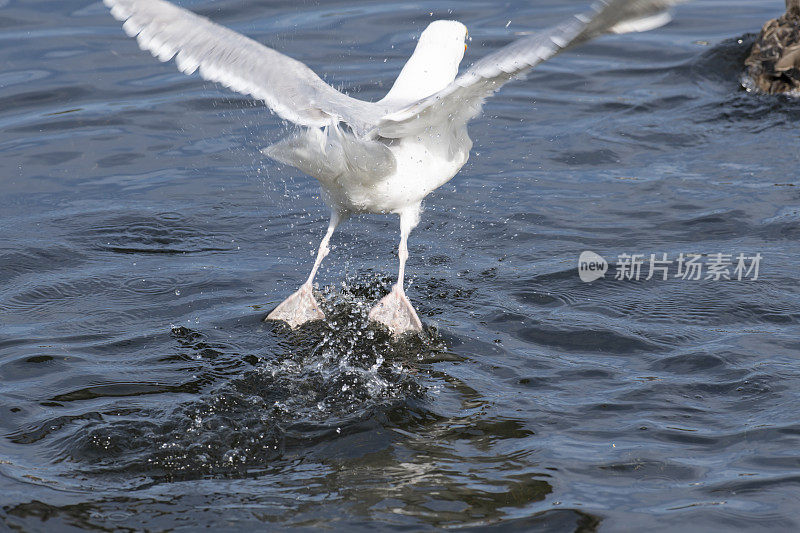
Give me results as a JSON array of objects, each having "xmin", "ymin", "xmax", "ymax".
[{"xmin": 1, "ymin": 0, "xmax": 799, "ymax": 530}]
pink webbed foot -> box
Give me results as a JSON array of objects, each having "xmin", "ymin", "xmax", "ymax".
[
  {"xmin": 266, "ymin": 283, "xmax": 325, "ymax": 328},
  {"xmin": 368, "ymin": 284, "xmax": 423, "ymax": 336}
]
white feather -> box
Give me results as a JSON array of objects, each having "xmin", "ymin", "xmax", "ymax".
[
  {"xmin": 610, "ymin": 11, "xmax": 673, "ymax": 33},
  {"xmin": 104, "ymin": 0, "xmax": 387, "ymax": 133}
]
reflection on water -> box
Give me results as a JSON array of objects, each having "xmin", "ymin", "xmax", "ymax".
[{"xmin": 2, "ymin": 0, "xmax": 800, "ymax": 531}]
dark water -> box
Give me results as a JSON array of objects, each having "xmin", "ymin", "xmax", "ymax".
[{"xmin": 2, "ymin": 0, "xmax": 799, "ymax": 530}]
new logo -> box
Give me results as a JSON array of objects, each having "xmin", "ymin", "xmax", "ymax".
[{"xmin": 578, "ymin": 251, "xmax": 608, "ymax": 282}]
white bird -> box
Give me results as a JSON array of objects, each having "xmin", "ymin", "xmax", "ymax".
[{"xmin": 104, "ymin": 0, "xmax": 685, "ymax": 336}]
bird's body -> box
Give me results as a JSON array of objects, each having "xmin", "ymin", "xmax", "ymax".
[
  {"xmin": 743, "ymin": 0, "xmax": 800, "ymax": 95},
  {"xmin": 265, "ymin": 122, "xmax": 470, "ymax": 216},
  {"xmin": 104, "ymin": 0, "xmax": 686, "ymax": 335},
  {"xmin": 264, "ymin": 18, "xmax": 471, "ymax": 218}
]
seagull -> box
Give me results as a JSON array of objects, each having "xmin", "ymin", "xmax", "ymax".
[
  {"xmin": 743, "ymin": 0, "xmax": 800, "ymax": 95},
  {"xmin": 104, "ymin": 0, "xmax": 685, "ymax": 336}
]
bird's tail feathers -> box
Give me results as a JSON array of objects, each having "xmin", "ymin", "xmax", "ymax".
[{"xmin": 262, "ymin": 126, "xmax": 396, "ymax": 186}]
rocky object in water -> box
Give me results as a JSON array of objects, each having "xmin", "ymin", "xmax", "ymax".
[{"xmin": 743, "ymin": 0, "xmax": 800, "ymax": 94}]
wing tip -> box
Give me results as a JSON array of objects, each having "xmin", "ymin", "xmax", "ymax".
[
  {"xmin": 609, "ymin": 11, "xmax": 674, "ymax": 35},
  {"xmin": 105, "ymin": 1, "xmax": 130, "ymax": 23}
]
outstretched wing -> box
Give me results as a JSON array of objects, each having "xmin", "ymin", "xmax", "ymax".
[
  {"xmin": 104, "ymin": 0, "xmax": 385, "ymax": 134},
  {"xmin": 377, "ymin": 0, "xmax": 687, "ymax": 138}
]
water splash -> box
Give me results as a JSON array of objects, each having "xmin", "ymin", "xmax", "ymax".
[{"xmin": 60, "ymin": 278, "xmax": 444, "ymax": 483}]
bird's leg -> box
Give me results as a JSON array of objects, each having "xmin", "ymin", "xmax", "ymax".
[
  {"xmin": 369, "ymin": 206, "xmax": 423, "ymax": 336},
  {"xmin": 266, "ymin": 211, "xmax": 341, "ymax": 328}
]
